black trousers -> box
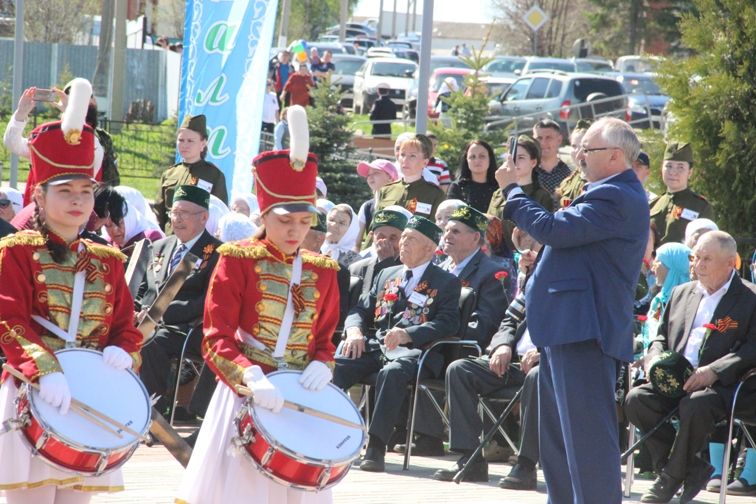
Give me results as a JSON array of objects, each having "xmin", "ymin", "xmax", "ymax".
[
  {"xmin": 140, "ymin": 325, "xmax": 203, "ymax": 400},
  {"xmin": 624, "ymin": 382, "xmax": 728, "ymax": 480},
  {"xmin": 332, "ymin": 350, "xmax": 443, "ymax": 444}
]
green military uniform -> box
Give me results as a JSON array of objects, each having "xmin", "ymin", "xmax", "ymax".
[
  {"xmin": 376, "ymin": 178, "xmax": 446, "ymax": 220},
  {"xmin": 649, "ymin": 188, "xmax": 712, "ymax": 246},
  {"xmin": 487, "ymin": 183, "xmax": 554, "ymax": 252},
  {"xmin": 555, "ymin": 169, "xmax": 587, "ymax": 208},
  {"xmin": 649, "ymin": 142, "xmax": 713, "ymax": 247},
  {"xmin": 153, "ymin": 114, "xmax": 228, "ymax": 233}
]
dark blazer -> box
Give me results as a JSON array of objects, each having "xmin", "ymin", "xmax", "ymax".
[
  {"xmin": 443, "ymin": 249, "xmax": 508, "ymax": 347},
  {"xmin": 137, "ymin": 230, "xmax": 222, "ymax": 330},
  {"xmin": 345, "ymin": 262, "xmax": 461, "ymax": 351},
  {"xmin": 0, "ymin": 218, "xmax": 17, "ymax": 239},
  {"xmin": 504, "ymin": 168, "xmax": 649, "ymax": 361},
  {"xmin": 349, "ymin": 254, "xmax": 402, "ymax": 298},
  {"xmin": 649, "ymin": 275, "xmax": 756, "ymax": 388}
]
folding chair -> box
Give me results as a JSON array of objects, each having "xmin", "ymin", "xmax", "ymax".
[
  {"xmin": 719, "ymin": 368, "xmax": 756, "ymax": 503},
  {"xmin": 164, "ymin": 325, "xmax": 205, "ymax": 426}
]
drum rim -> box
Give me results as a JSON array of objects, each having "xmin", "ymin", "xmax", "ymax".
[
  {"xmin": 27, "ymin": 348, "xmax": 152, "ymax": 451},
  {"xmin": 248, "ymin": 370, "xmax": 366, "ymax": 465}
]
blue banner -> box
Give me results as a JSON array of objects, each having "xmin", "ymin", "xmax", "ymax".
[{"xmin": 179, "ymin": 0, "xmax": 278, "ymax": 198}]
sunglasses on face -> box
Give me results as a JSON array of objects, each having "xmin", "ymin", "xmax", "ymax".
[{"xmin": 0, "ymin": 199, "xmax": 11, "ymax": 208}]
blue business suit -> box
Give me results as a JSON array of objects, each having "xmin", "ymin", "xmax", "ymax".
[{"xmin": 504, "ymin": 169, "xmax": 649, "ymax": 503}]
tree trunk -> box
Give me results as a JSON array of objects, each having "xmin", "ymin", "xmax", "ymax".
[{"xmin": 92, "ymin": 0, "xmax": 114, "ymax": 98}]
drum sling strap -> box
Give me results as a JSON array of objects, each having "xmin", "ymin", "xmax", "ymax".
[{"xmin": 31, "ymin": 243, "xmax": 87, "ymax": 348}]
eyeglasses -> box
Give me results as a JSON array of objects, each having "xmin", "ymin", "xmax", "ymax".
[
  {"xmin": 169, "ymin": 210, "xmax": 204, "ymax": 220},
  {"xmin": 0, "ymin": 199, "xmax": 10, "ymax": 208},
  {"xmin": 579, "ymin": 145, "xmax": 619, "ymax": 154}
]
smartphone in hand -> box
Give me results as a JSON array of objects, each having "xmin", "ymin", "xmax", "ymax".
[
  {"xmin": 33, "ymin": 88, "xmax": 56, "ymax": 102},
  {"xmin": 507, "ymin": 135, "xmax": 518, "ymax": 160}
]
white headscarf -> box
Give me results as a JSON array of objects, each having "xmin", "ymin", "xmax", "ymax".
[
  {"xmin": 321, "ymin": 204, "xmax": 360, "ymax": 261},
  {"xmin": 316, "ymin": 198, "xmax": 335, "ymax": 215},
  {"xmin": 115, "ymin": 185, "xmax": 162, "ymax": 233},
  {"xmin": 230, "ymin": 192, "xmax": 260, "ymax": 217},
  {"xmin": 684, "ymin": 218, "xmax": 718, "ymax": 247},
  {"xmin": 218, "ymin": 212, "xmax": 257, "ymax": 242},
  {"xmin": 0, "ymin": 186, "xmax": 23, "ymax": 215},
  {"xmin": 206, "ymin": 194, "xmax": 230, "ymax": 237}
]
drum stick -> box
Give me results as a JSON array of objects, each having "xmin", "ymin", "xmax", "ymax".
[
  {"xmin": 3, "ymin": 364, "xmax": 149, "ymax": 443},
  {"xmin": 234, "ymin": 384, "xmax": 365, "ymax": 431}
]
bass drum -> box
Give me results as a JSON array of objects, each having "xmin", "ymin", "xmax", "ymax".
[
  {"xmin": 16, "ymin": 348, "xmax": 151, "ymax": 476},
  {"xmin": 234, "ymin": 370, "xmax": 366, "ymax": 491}
]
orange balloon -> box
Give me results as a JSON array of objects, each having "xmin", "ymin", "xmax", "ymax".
[{"xmin": 296, "ymin": 51, "xmax": 308, "ymax": 63}]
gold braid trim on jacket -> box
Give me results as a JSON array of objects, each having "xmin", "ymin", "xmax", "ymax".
[
  {"xmin": 217, "ymin": 243, "xmax": 339, "ymax": 270},
  {"xmin": 0, "ymin": 230, "xmax": 45, "ymax": 249},
  {"xmin": 84, "ymin": 242, "xmax": 127, "ymax": 262}
]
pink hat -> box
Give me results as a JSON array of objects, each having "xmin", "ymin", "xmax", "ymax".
[{"xmin": 356, "ymin": 159, "xmax": 398, "ymax": 181}]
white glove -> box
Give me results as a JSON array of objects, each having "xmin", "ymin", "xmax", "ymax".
[
  {"xmin": 299, "ymin": 360, "xmax": 332, "ymax": 392},
  {"xmin": 243, "ymin": 366, "xmax": 284, "ymax": 413},
  {"xmin": 102, "ymin": 346, "xmax": 133, "ymax": 370},
  {"xmin": 38, "ymin": 372, "xmax": 72, "ymax": 415}
]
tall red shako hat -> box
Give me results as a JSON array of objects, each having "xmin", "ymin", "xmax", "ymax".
[
  {"xmin": 27, "ymin": 78, "xmax": 95, "ymax": 188},
  {"xmin": 252, "ymin": 105, "xmax": 318, "ymax": 215}
]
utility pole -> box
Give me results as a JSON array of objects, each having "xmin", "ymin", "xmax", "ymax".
[
  {"xmin": 109, "ymin": 0, "xmax": 127, "ymax": 128},
  {"xmin": 411, "ymin": 0, "xmax": 417, "ymax": 33},
  {"xmin": 9, "ymin": 0, "xmax": 24, "ymax": 187},
  {"xmin": 392, "ymin": 0, "xmax": 397, "ymax": 38},
  {"xmin": 278, "ymin": 0, "xmax": 292, "ymax": 48},
  {"xmin": 377, "ymin": 0, "xmax": 384, "ymax": 42},
  {"xmin": 415, "ymin": 0, "xmax": 434, "ymax": 134},
  {"xmin": 339, "ymin": 0, "xmax": 347, "ymax": 42}
]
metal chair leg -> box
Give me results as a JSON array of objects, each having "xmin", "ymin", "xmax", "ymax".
[
  {"xmin": 719, "ymin": 378, "xmax": 752, "ymax": 504},
  {"xmin": 169, "ymin": 333, "xmax": 193, "ymax": 426},
  {"xmin": 624, "ymin": 424, "xmax": 635, "ymax": 497}
]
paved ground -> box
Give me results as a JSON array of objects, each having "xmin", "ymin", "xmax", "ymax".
[{"xmin": 2, "ymin": 437, "xmax": 749, "ymax": 504}]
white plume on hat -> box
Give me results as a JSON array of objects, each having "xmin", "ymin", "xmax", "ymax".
[
  {"xmin": 287, "ymin": 105, "xmax": 309, "ymax": 171},
  {"xmin": 61, "ymin": 78, "xmax": 92, "ymax": 145}
]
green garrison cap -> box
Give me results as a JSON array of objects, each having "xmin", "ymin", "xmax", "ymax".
[
  {"xmin": 648, "ymin": 351, "xmax": 694, "ymax": 398},
  {"xmin": 173, "ymin": 184, "xmax": 210, "ymax": 210},
  {"xmin": 663, "ymin": 142, "xmax": 693, "ymax": 164},
  {"xmin": 311, "ymin": 211, "xmax": 327, "ymax": 233},
  {"xmin": 407, "ymin": 215, "xmax": 442, "ymax": 243},
  {"xmin": 448, "ymin": 205, "xmax": 489, "ymax": 234},
  {"xmin": 371, "ymin": 209, "xmax": 409, "ymax": 232},
  {"xmin": 180, "ymin": 114, "xmax": 208, "ymax": 138}
]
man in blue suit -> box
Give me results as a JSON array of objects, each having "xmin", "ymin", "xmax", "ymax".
[{"xmin": 496, "ymin": 117, "xmax": 650, "ymax": 503}]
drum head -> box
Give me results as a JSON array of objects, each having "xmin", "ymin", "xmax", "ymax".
[
  {"xmin": 253, "ymin": 371, "xmax": 365, "ymax": 464},
  {"xmin": 29, "ymin": 348, "xmax": 151, "ymax": 450}
]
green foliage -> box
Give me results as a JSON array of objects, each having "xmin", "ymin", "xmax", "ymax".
[
  {"xmin": 308, "ymin": 78, "xmax": 370, "ymax": 211},
  {"xmin": 430, "ymin": 50, "xmax": 501, "ymax": 178},
  {"xmin": 658, "ymin": 0, "xmax": 756, "ymax": 240},
  {"xmin": 284, "ymin": 0, "xmax": 360, "ymax": 42}
]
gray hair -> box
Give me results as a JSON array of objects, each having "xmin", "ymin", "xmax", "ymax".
[
  {"xmin": 697, "ymin": 230, "xmax": 738, "ymax": 259},
  {"xmin": 592, "ymin": 117, "xmax": 640, "ymax": 166}
]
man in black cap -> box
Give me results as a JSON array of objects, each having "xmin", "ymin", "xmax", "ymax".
[
  {"xmin": 137, "ymin": 185, "xmax": 223, "ymax": 418},
  {"xmin": 633, "ymin": 151, "xmax": 657, "ymax": 201},
  {"xmin": 334, "ymin": 216, "xmax": 461, "ymax": 472},
  {"xmin": 349, "ymin": 208, "xmax": 408, "ymax": 300},
  {"xmin": 649, "ymin": 142, "xmax": 713, "ymax": 247},
  {"xmin": 625, "ymin": 231, "xmax": 756, "ymax": 503},
  {"xmin": 154, "ymin": 114, "xmax": 228, "ymax": 233}
]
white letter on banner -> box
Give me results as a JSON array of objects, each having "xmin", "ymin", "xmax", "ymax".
[
  {"xmin": 208, "ymin": 126, "xmax": 231, "ymax": 158},
  {"xmin": 195, "ymin": 74, "xmax": 230, "ymax": 106},
  {"xmin": 204, "ymin": 21, "xmax": 238, "ymax": 54}
]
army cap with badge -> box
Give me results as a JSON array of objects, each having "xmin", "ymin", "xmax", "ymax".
[
  {"xmin": 662, "ymin": 142, "xmax": 694, "ymax": 192},
  {"xmin": 180, "ymin": 114, "xmax": 209, "ymax": 139}
]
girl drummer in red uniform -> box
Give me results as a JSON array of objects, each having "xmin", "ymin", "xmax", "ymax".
[
  {"xmin": 0, "ymin": 79, "xmax": 143, "ymax": 504},
  {"xmin": 176, "ymin": 106, "xmax": 340, "ymax": 504}
]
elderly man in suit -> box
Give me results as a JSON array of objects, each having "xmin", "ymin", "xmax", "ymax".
[
  {"xmin": 625, "ymin": 231, "xmax": 756, "ymax": 503},
  {"xmin": 137, "ymin": 185, "xmax": 222, "ymax": 416},
  {"xmin": 334, "ymin": 216, "xmax": 461, "ymax": 472},
  {"xmin": 495, "ymin": 117, "xmax": 650, "ymax": 503}
]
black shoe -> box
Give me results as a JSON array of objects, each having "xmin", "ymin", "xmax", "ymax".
[
  {"xmin": 498, "ymin": 463, "xmax": 537, "ymax": 490},
  {"xmin": 360, "ymin": 446, "xmax": 385, "ymax": 472},
  {"xmin": 396, "ymin": 434, "xmax": 445, "ymax": 456},
  {"xmin": 433, "ymin": 456, "xmax": 488, "ymax": 482},
  {"xmin": 640, "ymin": 472, "xmax": 683, "ymax": 503},
  {"xmin": 727, "ymin": 478, "xmax": 756, "ymax": 496},
  {"xmin": 679, "ymin": 461, "xmax": 714, "ymax": 504},
  {"xmin": 386, "ymin": 428, "xmax": 407, "ymax": 453}
]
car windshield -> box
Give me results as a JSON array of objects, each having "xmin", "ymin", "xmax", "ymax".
[
  {"xmin": 576, "ymin": 61, "xmax": 614, "ymax": 72},
  {"xmin": 372, "ymin": 62, "xmax": 416, "ymax": 77},
  {"xmin": 484, "ymin": 59, "xmax": 525, "ymax": 74},
  {"xmin": 431, "ymin": 73, "xmax": 466, "ymax": 91},
  {"xmin": 619, "ymin": 58, "xmax": 658, "ymax": 73},
  {"xmin": 334, "ymin": 59, "xmax": 365, "ymax": 74},
  {"xmin": 570, "ymin": 79, "xmax": 623, "ymax": 101},
  {"xmin": 621, "ymin": 77, "xmax": 662, "ymax": 95},
  {"xmin": 528, "ymin": 61, "xmax": 575, "ymax": 72}
]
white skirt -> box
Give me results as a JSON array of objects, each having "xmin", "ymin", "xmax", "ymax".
[
  {"xmin": 0, "ymin": 379, "xmax": 124, "ymax": 494},
  {"xmin": 175, "ymin": 383, "xmax": 333, "ymax": 504}
]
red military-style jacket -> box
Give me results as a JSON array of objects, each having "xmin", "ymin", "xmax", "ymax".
[
  {"xmin": 202, "ymin": 239, "xmax": 339, "ymax": 391},
  {"xmin": 0, "ymin": 230, "xmax": 143, "ymax": 382}
]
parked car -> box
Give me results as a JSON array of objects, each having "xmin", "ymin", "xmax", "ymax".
[
  {"xmin": 366, "ymin": 46, "xmax": 419, "ymax": 63},
  {"xmin": 480, "ymin": 75, "xmax": 515, "ymax": 98},
  {"xmin": 487, "ymin": 72, "xmax": 627, "ymax": 135},
  {"xmin": 345, "ymin": 37, "xmax": 378, "ymax": 55},
  {"xmin": 330, "ymin": 54, "xmax": 367, "ymax": 108},
  {"xmin": 616, "ymin": 73, "xmax": 669, "ymax": 128},
  {"xmin": 326, "ymin": 22, "xmax": 378, "ymax": 39},
  {"xmin": 482, "ymin": 56, "xmax": 526, "ymax": 78},
  {"xmin": 404, "ymin": 67, "xmax": 474, "ymax": 119},
  {"xmin": 307, "ymin": 42, "xmax": 348, "ymax": 55},
  {"xmin": 429, "ymin": 55, "xmax": 472, "ymax": 72},
  {"xmin": 615, "ymin": 55, "xmax": 661, "ymax": 74},
  {"xmin": 519, "ymin": 56, "xmax": 577, "ymax": 75},
  {"xmin": 352, "ymin": 57, "xmax": 418, "ymax": 114},
  {"xmin": 572, "ymin": 57, "xmax": 614, "ymax": 73}
]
